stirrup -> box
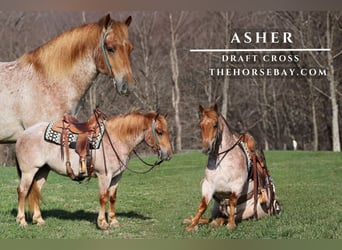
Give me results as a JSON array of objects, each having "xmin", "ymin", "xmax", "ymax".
[
  {"xmin": 259, "ymin": 188, "xmax": 267, "ymax": 204},
  {"xmin": 273, "ymin": 200, "xmax": 282, "ymax": 215},
  {"xmin": 66, "ymin": 161, "xmax": 77, "ymax": 180},
  {"xmin": 79, "ymin": 160, "xmax": 88, "ymax": 176}
]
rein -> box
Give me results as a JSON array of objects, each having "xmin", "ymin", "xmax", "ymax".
[
  {"xmin": 214, "ymin": 115, "xmax": 243, "ymax": 166},
  {"xmin": 97, "ymin": 111, "xmax": 163, "ymax": 175},
  {"xmin": 215, "ymin": 134, "xmax": 243, "ymax": 166},
  {"xmin": 131, "ymin": 149, "xmax": 164, "ymax": 174}
]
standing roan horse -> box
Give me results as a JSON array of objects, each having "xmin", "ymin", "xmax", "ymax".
[
  {"xmin": 184, "ymin": 104, "xmax": 281, "ymax": 232},
  {"xmin": 0, "ymin": 14, "xmax": 135, "ymax": 143},
  {"xmin": 15, "ymin": 111, "xmax": 172, "ymax": 230}
]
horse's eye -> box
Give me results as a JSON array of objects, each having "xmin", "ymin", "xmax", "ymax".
[
  {"xmin": 157, "ymin": 130, "xmax": 163, "ymax": 136},
  {"xmin": 213, "ymin": 124, "xmax": 218, "ymax": 129},
  {"xmin": 107, "ymin": 46, "xmax": 115, "ymax": 53}
]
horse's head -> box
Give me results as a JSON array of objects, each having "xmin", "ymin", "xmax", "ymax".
[
  {"xmin": 144, "ymin": 113, "xmax": 173, "ymax": 161},
  {"xmin": 97, "ymin": 14, "xmax": 135, "ymax": 96},
  {"xmin": 199, "ymin": 104, "xmax": 221, "ymax": 155}
]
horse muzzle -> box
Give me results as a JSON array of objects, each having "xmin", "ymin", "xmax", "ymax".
[
  {"xmin": 159, "ymin": 149, "xmax": 172, "ymax": 161},
  {"xmin": 202, "ymin": 146, "xmax": 211, "ymax": 155},
  {"xmin": 202, "ymin": 141, "xmax": 214, "ymax": 155},
  {"xmin": 114, "ymin": 79, "xmax": 129, "ymax": 96}
]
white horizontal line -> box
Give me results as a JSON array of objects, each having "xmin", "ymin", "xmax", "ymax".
[{"xmin": 189, "ymin": 48, "xmax": 331, "ymax": 52}]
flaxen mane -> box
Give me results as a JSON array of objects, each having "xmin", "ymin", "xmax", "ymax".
[
  {"xmin": 18, "ymin": 23, "xmax": 100, "ymax": 77},
  {"xmin": 106, "ymin": 111, "xmax": 158, "ymax": 141}
]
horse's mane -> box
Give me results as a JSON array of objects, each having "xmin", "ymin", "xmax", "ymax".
[
  {"xmin": 203, "ymin": 109, "xmax": 219, "ymax": 121},
  {"xmin": 18, "ymin": 22, "xmax": 101, "ymax": 77},
  {"xmin": 202, "ymin": 106, "xmax": 234, "ymax": 134},
  {"xmin": 106, "ymin": 111, "xmax": 158, "ymax": 141}
]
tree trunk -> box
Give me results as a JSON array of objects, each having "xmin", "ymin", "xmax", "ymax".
[
  {"xmin": 308, "ymin": 78, "xmax": 319, "ymax": 151},
  {"xmin": 262, "ymin": 81, "xmax": 269, "ymax": 150},
  {"xmin": 326, "ymin": 12, "xmax": 340, "ymax": 151},
  {"xmin": 221, "ymin": 12, "xmax": 231, "ymax": 119},
  {"xmin": 272, "ymin": 81, "xmax": 281, "ymax": 149},
  {"xmin": 169, "ymin": 13, "xmax": 182, "ymax": 152}
]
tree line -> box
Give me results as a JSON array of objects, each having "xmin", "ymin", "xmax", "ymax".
[{"xmin": 0, "ymin": 11, "xmax": 341, "ymax": 166}]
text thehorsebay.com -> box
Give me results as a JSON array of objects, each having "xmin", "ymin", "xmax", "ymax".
[{"xmin": 191, "ymin": 32, "xmax": 329, "ymax": 77}]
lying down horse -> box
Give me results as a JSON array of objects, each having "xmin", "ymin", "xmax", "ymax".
[
  {"xmin": 184, "ymin": 104, "xmax": 281, "ymax": 231},
  {"xmin": 16, "ymin": 110, "xmax": 172, "ymax": 230}
]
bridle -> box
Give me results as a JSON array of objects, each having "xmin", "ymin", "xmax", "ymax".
[
  {"xmin": 150, "ymin": 119, "xmax": 161, "ymax": 153},
  {"xmin": 207, "ymin": 114, "xmax": 243, "ymax": 166},
  {"xmin": 130, "ymin": 118, "xmax": 164, "ymax": 173},
  {"xmin": 100, "ymin": 22, "xmax": 115, "ymax": 83},
  {"xmin": 98, "ymin": 113, "xmax": 164, "ymax": 175}
]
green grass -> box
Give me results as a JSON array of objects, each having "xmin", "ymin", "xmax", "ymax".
[{"xmin": 0, "ymin": 151, "xmax": 341, "ymax": 239}]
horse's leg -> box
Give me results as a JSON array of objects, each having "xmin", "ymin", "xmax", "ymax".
[
  {"xmin": 97, "ymin": 190, "xmax": 109, "ymax": 230},
  {"xmin": 186, "ymin": 197, "xmax": 210, "ymax": 232},
  {"xmin": 183, "ymin": 217, "xmax": 210, "ymax": 225},
  {"xmin": 183, "ymin": 200, "xmax": 225, "ymax": 227},
  {"xmin": 27, "ymin": 181, "xmax": 44, "ymax": 226},
  {"xmin": 16, "ymin": 174, "xmax": 34, "ymax": 227},
  {"xmin": 209, "ymin": 200, "xmax": 227, "ymax": 228},
  {"xmin": 108, "ymin": 174, "xmax": 122, "ymax": 228},
  {"xmin": 227, "ymin": 192, "xmax": 238, "ymax": 230},
  {"xmin": 16, "ymin": 165, "xmax": 43, "ymax": 227},
  {"xmin": 108, "ymin": 185, "xmax": 120, "ymax": 228},
  {"xmin": 186, "ymin": 180, "xmax": 213, "ymax": 232},
  {"xmin": 97, "ymin": 175, "xmax": 111, "ymax": 230},
  {"xmin": 30, "ymin": 168, "xmax": 49, "ymax": 226}
]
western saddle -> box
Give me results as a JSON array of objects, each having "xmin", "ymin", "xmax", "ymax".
[
  {"xmin": 51, "ymin": 108, "xmax": 105, "ymax": 180},
  {"xmin": 239, "ymin": 132, "xmax": 277, "ymax": 217}
]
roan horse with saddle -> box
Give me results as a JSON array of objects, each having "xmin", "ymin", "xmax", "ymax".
[
  {"xmin": 44, "ymin": 108, "xmax": 105, "ymax": 180},
  {"xmin": 184, "ymin": 104, "xmax": 281, "ymax": 231}
]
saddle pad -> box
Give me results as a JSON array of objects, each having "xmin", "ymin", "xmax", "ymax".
[{"xmin": 44, "ymin": 120, "xmax": 106, "ymax": 150}]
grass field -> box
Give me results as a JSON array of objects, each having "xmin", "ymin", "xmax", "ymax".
[{"xmin": 0, "ymin": 150, "xmax": 341, "ymax": 239}]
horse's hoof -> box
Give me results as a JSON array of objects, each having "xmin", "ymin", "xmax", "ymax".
[
  {"xmin": 16, "ymin": 216, "xmax": 28, "ymax": 227},
  {"xmin": 36, "ymin": 220, "xmax": 45, "ymax": 226},
  {"xmin": 109, "ymin": 220, "xmax": 120, "ymax": 228},
  {"xmin": 273, "ymin": 200, "xmax": 282, "ymax": 215},
  {"xmin": 209, "ymin": 218, "xmax": 224, "ymax": 228},
  {"xmin": 227, "ymin": 223, "xmax": 236, "ymax": 230},
  {"xmin": 182, "ymin": 216, "xmax": 193, "ymax": 225},
  {"xmin": 97, "ymin": 221, "xmax": 110, "ymax": 230},
  {"xmin": 18, "ymin": 220, "xmax": 28, "ymax": 227},
  {"xmin": 186, "ymin": 225, "xmax": 198, "ymax": 232},
  {"xmin": 32, "ymin": 216, "xmax": 45, "ymax": 226}
]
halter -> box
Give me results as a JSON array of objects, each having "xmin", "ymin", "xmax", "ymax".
[{"xmin": 100, "ymin": 22, "xmax": 115, "ymax": 80}]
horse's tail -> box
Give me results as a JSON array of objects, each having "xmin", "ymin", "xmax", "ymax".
[
  {"xmin": 27, "ymin": 181, "xmax": 41, "ymax": 215},
  {"xmin": 15, "ymin": 157, "xmax": 22, "ymax": 178}
]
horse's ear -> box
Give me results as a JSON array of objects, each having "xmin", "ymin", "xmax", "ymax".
[
  {"xmin": 125, "ymin": 16, "xmax": 132, "ymax": 26},
  {"xmin": 154, "ymin": 113, "xmax": 160, "ymax": 121},
  {"xmin": 98, "ymin": 14, "xmax": 111, "ymax": 29},
  {"xmin": 199, "ymin": 105, "xmax": 204, "ymax": 113},
  {"xmin": 164, "ymin": 113, "xmax": 168, "ymax": 119},
  {"xmin": 213, "ymin": 103, "xmax": 218, "ymax": 112},
  {"xmin": 198, "ymin": 105, "xmax": 204, "ymax": 120}
]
